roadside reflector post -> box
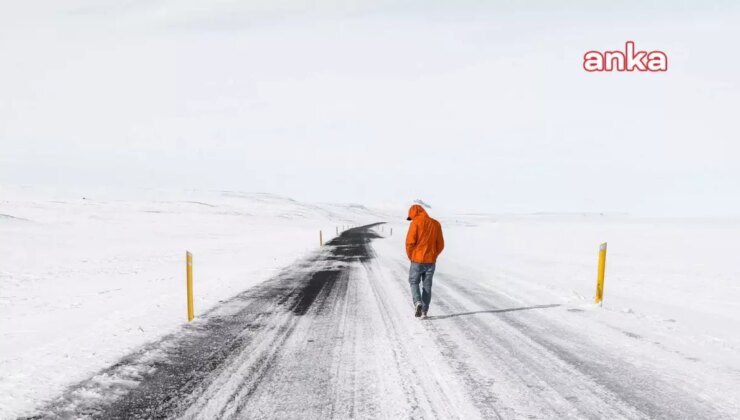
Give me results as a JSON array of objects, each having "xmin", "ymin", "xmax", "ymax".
[
  {"xmin": 390, "ymin": 227, "xmax": 393, "ymax": 236},
  {"xmin": 336, "ymin": 226, "xmax": 339, "ymax": 236},
  {"xmin": 320, "ymin": 230, "xmax": 323, "ymax": 246},
  {"xmin": 595, "ymin": 242, "xmax": 607, "ymax": 305},
  {"xmin": 186, "ymin": 251, "xmax": 194, "ymax": 322}
]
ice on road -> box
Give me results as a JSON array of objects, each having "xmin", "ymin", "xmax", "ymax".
[{"xmin": 33, "ymin": 224, "xmax": 733, "ymax": 419}]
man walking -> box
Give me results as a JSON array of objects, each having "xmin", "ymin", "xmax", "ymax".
[{"xmin": 405, "ymin": 204, "xmax": 444, "ymax": 319}]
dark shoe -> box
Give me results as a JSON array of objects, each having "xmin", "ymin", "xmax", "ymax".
[
  {"xmin": 414, "ymin": 303, "xmax": 422, "ymax": 318},
  {"xmin": 421, "ymin": 311, "xmax": 428, "ymax": 319}
]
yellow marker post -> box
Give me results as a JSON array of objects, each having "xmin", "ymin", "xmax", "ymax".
[
  {"xmin": 595, "ymin": 242, "xmax": 607, "ymax": 305},
  {"xmin": 319, "ymin": 230, "xmax": 323, "ymax": 246},
  {"xmin": 186, "ymin": 251, "xmax": 194, "ymax": 322}
]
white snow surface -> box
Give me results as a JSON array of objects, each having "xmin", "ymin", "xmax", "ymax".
[
  {"xmin": 2, "ymin": 187, "xmax": 740, "ymax": 417},
  {"xmin": 0, "ymin": 186, "xmax": 389, "ymax": 418}
]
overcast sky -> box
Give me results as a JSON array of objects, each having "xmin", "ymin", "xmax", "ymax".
[{"xmin": 1, "ymin": 1, "xmax": 739, "ymax": 215}]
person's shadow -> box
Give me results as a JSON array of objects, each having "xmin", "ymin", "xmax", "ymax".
[{"xmin": 425, "ymin": 303, "xmax": 561, "ymax": 321}]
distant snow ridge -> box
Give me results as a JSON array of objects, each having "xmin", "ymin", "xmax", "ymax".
[
  {"xmin": 413, "ymin": 199, "xmax": 432, "ymax": 209},
  {"xmin": 0, "ymin": 213, "xmax": 33, "ymax": 223}
]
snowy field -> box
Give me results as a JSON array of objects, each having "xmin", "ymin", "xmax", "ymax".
[
  {"xmin": 435, "ymin": 213, "xmax": 740, "ymax": 358},
  {"xmin": 0, "ymin": 186, "xmax": 389, "ymax": 417},
  {"xmin": 2, "ymin": 187, "xmax": 739, "ymax": 417}
]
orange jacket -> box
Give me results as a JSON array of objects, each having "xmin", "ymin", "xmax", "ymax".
[{"xmin": 405, "ymin": 204, "xmax": 444, "ymax": 264}]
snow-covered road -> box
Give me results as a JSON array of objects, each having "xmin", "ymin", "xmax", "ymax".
[{"xmin": 32, "ymin": 224, "xmax": 732, "ymax": 419}]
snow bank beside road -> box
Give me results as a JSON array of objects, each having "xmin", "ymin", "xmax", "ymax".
[
  {"xmin": 437, "ymin": 215, "xmax": 740, "ymax": 337},
  {"xmin": 0, "ymin": 187, "xmax": 385, "ymax": 418}
]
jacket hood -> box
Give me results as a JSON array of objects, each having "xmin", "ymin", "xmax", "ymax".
[{"xmin": 406, "ymin": 204, "xmax": 428, "ymax": 221}]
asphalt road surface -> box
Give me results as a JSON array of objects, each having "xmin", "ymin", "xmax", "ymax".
[{"xmin": 30, "ymin": 224, "xmax": 729, "ymax": 419}]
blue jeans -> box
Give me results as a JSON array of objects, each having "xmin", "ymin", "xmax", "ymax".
[{"xmin": 409, "ymin": 262, "xmax": 435, "ymax": 312}]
